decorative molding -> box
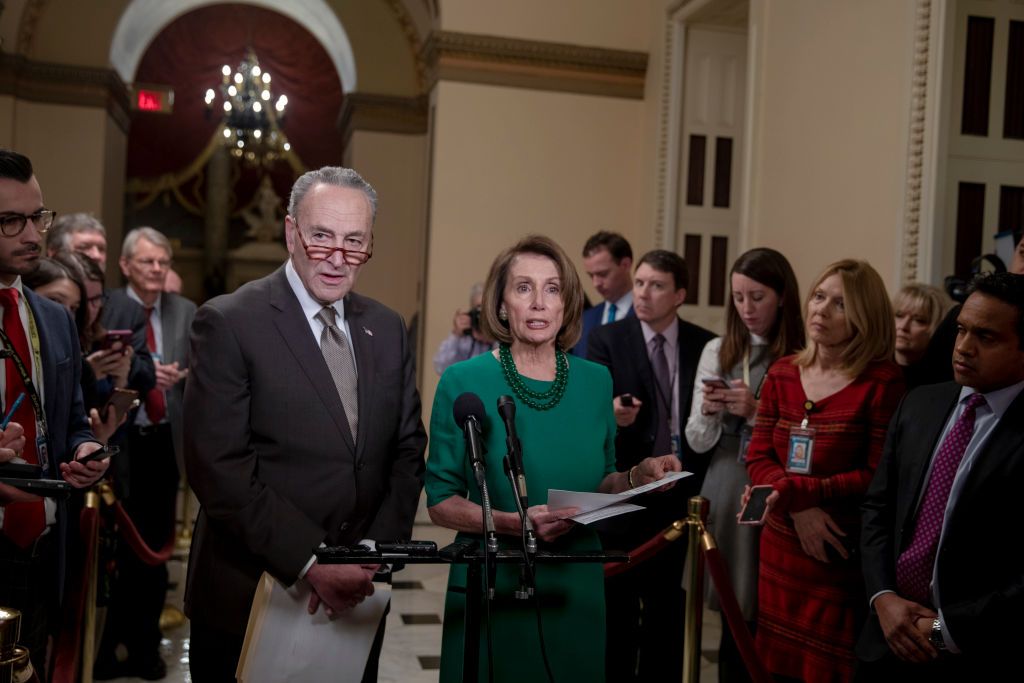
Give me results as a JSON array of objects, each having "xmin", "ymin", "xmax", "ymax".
[
  {"xmin": 16, "ymin": 0, "xmax": 47, "ymax": 55},
  {"xmin": 0, "ymin": 54, "xmax": 132, "ymax": 132},
  {"xmin": 382, "ymin": 0, "xmax": 429, "ymax": 92},
  {"xmin": 337, "ymin": 93, "xmax": 428, "ymax": 146},
  {"xmin": 902, "ymin": 0, "xmax": 932, "ymax": 283},
  {"xmin": 654, "ymin": 15, "xmax": 679, "ymax": 249},
  {"xmin": 420, "ymin": 31, "xmax": 648, "ymax": 99}
]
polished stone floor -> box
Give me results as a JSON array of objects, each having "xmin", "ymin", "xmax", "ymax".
[{"xmin": 104, "ymin": 494, "xmax": 722, "ymax": 682}]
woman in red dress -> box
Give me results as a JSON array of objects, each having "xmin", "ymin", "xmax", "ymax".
[{"xmin": 744, "ymin": 260, "xmax": 905, "ymax": 682}]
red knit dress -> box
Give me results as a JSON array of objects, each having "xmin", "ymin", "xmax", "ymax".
[{"xmin": 745, "ymin": 357, "xmax": 904, "ymax": 683}]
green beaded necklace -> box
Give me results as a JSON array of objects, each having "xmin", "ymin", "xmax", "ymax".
[{"xmin": 498, "ymin": 343, "xmax": 569, "ymax": 411}]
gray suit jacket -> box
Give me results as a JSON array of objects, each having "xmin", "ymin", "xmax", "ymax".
[
  {"xmin": 157, "ymin": 291, "xmax": 196, "ymax": 472},
  {"xmin": 183, "ymin": 266, "xmax": 426, "ymax": 635}
]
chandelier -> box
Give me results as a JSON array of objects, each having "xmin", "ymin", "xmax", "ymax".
[{"xmin": 204, "ymin": 50, "xmax": 291, "ymax": 167}]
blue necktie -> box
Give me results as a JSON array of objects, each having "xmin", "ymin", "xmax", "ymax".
[{"xmin": 604, "ymin": 302, "xmax": 617, "ymax": 324}]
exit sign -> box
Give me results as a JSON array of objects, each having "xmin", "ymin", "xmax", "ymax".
[{"xmin": 131, "ymin": 84, "xmax": 174, "ymax": 114}]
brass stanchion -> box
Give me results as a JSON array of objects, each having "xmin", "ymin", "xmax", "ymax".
[
  {"xmin": 683, "ymin": 495, "xmax": 710, "ymax": 683},
  {"xmin": 82, "ymin": 490, "xmax": 101, "ymax": 683},
  {"xmin": 0, "ymin": 607, "xmax": 32, "ymax": 683}
]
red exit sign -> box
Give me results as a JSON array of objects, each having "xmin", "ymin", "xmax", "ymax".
[{"xmin": 131, "ymin": 84, "xmax": 174, "ymax": 114}]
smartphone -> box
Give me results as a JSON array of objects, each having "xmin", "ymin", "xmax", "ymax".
[
  {"xmin": 0, "ymin": 477, "xmax": 72, "ymax": 498},
  {"xmin": 77, "ymin": 444, "xmax": 120, "ymax": 465},
  {"xmin": 701, "ymin": 377, "xmax": 731, "ymax": 390},
  {"xmin": 100, "ymin": 329, "xmax": 132, "ymax": 353},
  {"xmin": 738, "ymin": 485, "xmax": 773, "ymax": 525},
  {"xmin": 101, "ymin": 388, "xmax": 140, "ymax": 423},
  {"xmin": 620, "ymin": 393, "xmax": 635, "ymax": 407}
]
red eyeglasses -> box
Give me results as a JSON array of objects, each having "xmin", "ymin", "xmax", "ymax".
[{"xmin": 294, "ymin": 225, "xmax": 373, "ymax": 266}]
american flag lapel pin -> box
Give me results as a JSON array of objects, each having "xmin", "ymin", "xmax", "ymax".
[{"xmin": 363, "ymin": 327, "xmax": 373, "ymax": 337}]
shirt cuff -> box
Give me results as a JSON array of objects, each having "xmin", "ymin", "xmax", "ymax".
[
  {"xmin": 868, "ymin": 589, "xmax": 895, "ymax": 610},
  {"xmin": 298, "ymin": 553, "xmax": 317, "ymax": 580}
]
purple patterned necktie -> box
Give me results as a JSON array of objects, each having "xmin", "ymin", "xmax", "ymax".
[{"xmin": 895, "ymin": 392, "xmax": 987, "ymax": 605}]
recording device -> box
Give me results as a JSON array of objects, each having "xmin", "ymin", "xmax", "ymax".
[
  {"xmin": 453, "ymin": 392, "xmax": 498, "ymax": 598},
  {"xmin": 944, "ymin": 253, "xmax": 1005, "ymax": 303},
  {"xmin": 77, "ymin": 444, "xmax": 120, "ymax": 465},
  {"xmin": 701, "ymin": 377, "xmax": 731, "ymax": 390},
  {"xmin": 497, "ymin": 395, "xmax": 528, "ymax": 508},
  {"xmin": 100, "ymin": 329, "xmax": 132, "ymax": 353},
  {"xmin": 620, "ymin": 393, "xmax": 635, "ymax": 407},
  {"xmin": 454, "ymin": 392, "xmax": 487, "ymax": 471},
  {"xmin": 463, "ymin": 306, "xmax": 483, "ymax": 335},
  {"xmin": 0, "ymin": 476, "xmax": 72, "ymax": 497},
  {"xmin": 377, "ymin": 541, "xmax": 438, "ymax": 556},
  {"xmin": 101, "ymin": 388, "xmax": 139, "ymax": 423},
  {"xmin": 738, "ymin": 485, "xmax": 773, "ymax": 525}
]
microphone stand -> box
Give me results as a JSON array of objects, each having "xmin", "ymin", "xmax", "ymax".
[
  {"xmin": 471, "ymin": 451, "xmax": 499, "ymax": 599},
  {"xmin": 502, "ymin": 456, "xmax": 537, "ymax": 600}
]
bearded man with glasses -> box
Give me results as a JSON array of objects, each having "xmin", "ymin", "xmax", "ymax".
[{"xmin": 183, "ymin": 166, "xmax": 426, "ymax": 682}]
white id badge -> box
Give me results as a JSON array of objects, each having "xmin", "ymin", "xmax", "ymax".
[{"xmin": 786, "ymin": 426, "xmax": 815, "ymax": 474}]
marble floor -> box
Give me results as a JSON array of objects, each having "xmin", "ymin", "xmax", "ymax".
[{"xmin": 102, "ymin": 494, "xmax": 723, "ymax": 682}]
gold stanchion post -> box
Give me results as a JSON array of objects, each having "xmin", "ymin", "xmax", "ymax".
[
  {"xmin": 683, "ymin": 495, "xmax": 710, "ymax": 683},
  {"xmin": 0, "ymin": 607, "xmax": 31, "ymax": 683},
  {"xmin": 82, "ymin": 489, "xmax": 101, "ymax": 683}
]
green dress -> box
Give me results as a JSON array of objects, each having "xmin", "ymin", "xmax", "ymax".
[{"xmin": 425, "ymin": 351, "xmax": 617, "ymax": 683}]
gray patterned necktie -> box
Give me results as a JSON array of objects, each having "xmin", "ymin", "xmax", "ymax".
[
  {"xmin": 316, "ymin": 306, "xmax": 358, "ymax": 440},
  {"xmin": 651, "ymin": 333, "xmax": 673, "ymax": 457}
]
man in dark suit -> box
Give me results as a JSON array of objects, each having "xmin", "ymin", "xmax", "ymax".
[
  {"xmin": 184, "ymin": 166, "xmax": 426, "ymax": 682},
  {"xmin": 857, "ymin": 271, "xmax": 1024, "ymax": 682},
  {"xmin": 0, "ymin": 149, "xmax": 107, "ymax": 677},
  {"xmin": 95, "ymin": 227, "xmax": 195, "ymax": 680},
  {"xmin": 588, "ymin": 249, "xmax": 715, "ymax": 682},
  {"xmin": 572, "ymin": 231, "xmax": 634, "ymax": 356}
]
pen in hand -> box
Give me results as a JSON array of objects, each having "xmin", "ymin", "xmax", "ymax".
[{"xmin": 1, "ymin": 392, "xmax": 25, "ymax": 429}]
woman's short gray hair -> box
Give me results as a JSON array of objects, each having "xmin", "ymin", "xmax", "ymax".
[{"xmin": 287, "ymin": 167, "xmax": 378, "ymax": 224}]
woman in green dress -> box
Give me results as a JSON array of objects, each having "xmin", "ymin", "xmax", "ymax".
[{"xmin": 426, "ymin": 235, "xmax": 681, "ymax": 683}]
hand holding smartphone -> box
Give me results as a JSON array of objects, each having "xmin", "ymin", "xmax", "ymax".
[
  {"xmin": 701, "ymin": 376, "xmax": 731, "ymax": 390},
  {"xmin": 100, "ymin": 329, "xmax": 132, "ymax": 354},
  {"xmin": 738, "ymin": 485, "xmax": 773, "ymax": 525},
  {"xmin": 102, "ymin": 388, "xmax": 140, "ymax": 423}
]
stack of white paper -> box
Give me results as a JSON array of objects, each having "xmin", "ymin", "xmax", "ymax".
[{"xmin": 548, "ymin": 470, "xmax": 692, "ymax": 524}]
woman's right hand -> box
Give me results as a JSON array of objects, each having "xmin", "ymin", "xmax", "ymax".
[
  {"xmin": 737, "ymin": 484, "xmax": 779, "ymax": 524},
  {"xmin": 87, "ymin": 347, "xmax": 125, "ymax": 382},
  {"xmin": 109, "ymin": 346, "xmax": 133, "ymax": 388},
  {"xmin": 700, "ymin": 383, "xmax": 727, "ymax": 417},
  {"xmin": 527, "ymin": 504, "xmax": 578, "ymax": 543},
  {"xmin": 789, "ymin": 506, "xmax": 847, "ymax": 562}
]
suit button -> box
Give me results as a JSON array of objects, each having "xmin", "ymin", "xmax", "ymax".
[
  {"xmin": 339, "ymin": 522, "xmax": 350, "ymax": 532},
  {"xmin": 356, "ymin": 462, "xmax": 364, "ymax": 471}
]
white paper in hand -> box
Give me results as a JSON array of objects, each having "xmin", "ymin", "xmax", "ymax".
[{"xmin": 237, "ymin": 572, "xmax": 391, "ymax": 683}]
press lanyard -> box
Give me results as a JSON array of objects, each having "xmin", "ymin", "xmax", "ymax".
[
  {"xmin": 0, "ymin": 306, "xmax": 49, "ymax": 445},
  {"xmin": 743, "ymin": 347, "xmax": 769, "ymax": 399}
]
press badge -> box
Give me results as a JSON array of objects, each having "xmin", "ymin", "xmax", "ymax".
[
  {"xmin": 737, "ymin": 425, "xmax": 753, "ymax": 464},
  {"xmin": 786, "ymin": 426, "xmax": 814, "ymax": 474}
]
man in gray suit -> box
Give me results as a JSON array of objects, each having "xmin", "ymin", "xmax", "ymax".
[
  {"xmin": 184, "ymin": 167, "xmax": 426, "ymax": 682},
  {"xmin": 96, "ymin": 227, "xmax": 195, "ymax": 680}
]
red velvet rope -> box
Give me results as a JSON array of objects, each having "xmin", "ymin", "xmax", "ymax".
[
  {"xmin": 603, "ymin": 524, "xmax": 686, "ymax": 577},
  {"xmin": 111, "ymin": 500, "xmax": 176, "ymax": 566},
  {"xmin": 50, "ymin": 506, "xmax": 99, "ymax": 683},
  {"xmin": 701, "ymin": 542, "xmax": 773, "ymax": 683}
]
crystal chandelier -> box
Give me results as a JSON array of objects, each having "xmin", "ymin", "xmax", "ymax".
[{"xmin": 204, "ymin": 49, "xmax": 291, "ymax": 167}]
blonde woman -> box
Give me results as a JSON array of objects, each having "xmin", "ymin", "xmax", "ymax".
[{"xmin": 892, "ymin": 283, "xmax": 953, "ymax": 388}]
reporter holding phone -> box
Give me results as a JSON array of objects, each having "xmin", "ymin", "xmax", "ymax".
[
  {"xmin": 683, "ymin": 248, "xmax": 804, "ymax": 683},
  {"xmin": 743, "ymin": 260, "xmax": 904, "ymax": 683}
]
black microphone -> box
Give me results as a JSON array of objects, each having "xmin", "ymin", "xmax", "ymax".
[
  {"xmin": 453, "ymin": 392, "xmax": 499, "ymax": 597},
  {"xmin": 497, "ymin": 395, "xmax": 528, "ymax": 507},
  {"xmin": 453, "ymin": 392, "xmax": 486, "ymax": 470}
]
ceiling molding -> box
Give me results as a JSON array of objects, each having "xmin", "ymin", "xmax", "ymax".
[
  {"xmin": 420, "ymin": 31, "xmax": 648, "ymax": 99},
  {"xmin": 0, "ymin": 53, "xmax": 132, "ymax": 132},
  {"xmin": 337, "ymin": 92, "xmax": 428, "ymax": 146}
]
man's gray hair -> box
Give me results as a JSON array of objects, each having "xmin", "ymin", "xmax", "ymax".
[
  {"xmin": 469, "ymin": 282, "xmax": 484, "ymax": 305},
  {"xmin": 122, "ymin": 226, "xmax": 173, "ymax": 260},
  {"xmin": 287, "ymin": 166, "xmax": 378, "ymax": 224},
  {"xmin": 47, "ymin": 212, "xmax": 105, "ymax": 252}
]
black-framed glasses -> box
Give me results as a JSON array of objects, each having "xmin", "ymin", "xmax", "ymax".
[
  {"xmin": 295, "ymin": 225, "xmax": 373, "ymax": 266},
  {"xmin": 0, "ymin": 210, "xmax": 57, "ymax": 237}
]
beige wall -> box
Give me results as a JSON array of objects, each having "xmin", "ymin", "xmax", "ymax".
[
  {"xmin": 11, "ymin": 101, "xmax": 111, "ymax": 214},
  {"xmin": 421, "ymin": 79, "xmax": 648, "ymax": 417},
  {"xmin": 441, "ymin": 0, "xmax": 653, "ymax": 51},
  {"xmin": 346, "ymin": 129, "xmax": 428, "ymax": 323},
  {"xmin": 745, "ymin": 0, "xmax": 916, "ymax": 294}
]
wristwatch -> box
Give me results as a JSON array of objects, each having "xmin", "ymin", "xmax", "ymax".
[{"xmin": 929, "ymin": 618, "xmax": 947, "ymax": 652}]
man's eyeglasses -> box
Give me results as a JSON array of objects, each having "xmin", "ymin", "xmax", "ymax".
[
  {"xmin": 0, "ymin": 210, "xmax": 57, "ymax": 237},
  {"xmin": 131, "ymin": 258, "xmax": 173, "ymax": 269},
  {"xmin": 295, "ymin": 226, "xmax": 373, "ymax": 266}
]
